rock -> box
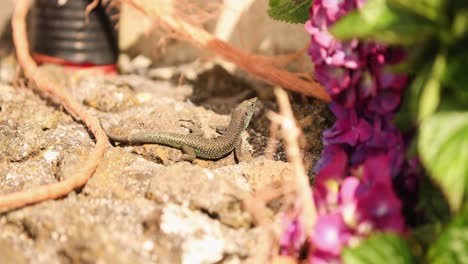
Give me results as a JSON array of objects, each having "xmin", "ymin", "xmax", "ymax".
[
  {"xmin": 146, "ymin": 163, "xmax": 252, "ymax": 228},
  {"xmin": 82, "ymin": 148, "xmax": 162, "ymax": 199},
  {"xmin": 143, "ymin": 203, "xmax": 259, "ymax": 264},
  {"xmin": 0, "ymin": 239, "xmax": 28, "ymax": 264},
  {"xmin": 0, "ymin": 63, "xmax": 327, "ymax": 263}
]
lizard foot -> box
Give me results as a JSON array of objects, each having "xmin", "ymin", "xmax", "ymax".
[{"xmin": 179, "ymin": 119, "xmax": 204, "ymax": 137}]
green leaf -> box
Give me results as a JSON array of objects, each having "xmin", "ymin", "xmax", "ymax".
[
  {"xmin": 419, "ymin": 112, "xmax": 468, "ymax": 211},
  {"xmin": 417, "ymin": 177, "xmax": 451, "ymax": 223},
  {"xmin": 443, "ymin": 51, "xmax": 468, "ymax": 94},
  {"xmin": 343, "ymin": 233, "xmax": 414, "ymax": 264},
  {"xmin": 268, "ymin": 0, "xmax": 313, "ymax": 24},
  {"xmin": 330, "ymin": 0, "xmax": 436, "ymax": 44},
  {"xmin": 452, "ymin": 7, "xmax": 468, "ymax": 39},
  {"xmin": 410, "ymin": 223, "xmax": 444, "ymax": 262},
  {"xmin": 418, "ymin": 52, "xmax": 446, "ymax": 121},
  {"xmin": 428, "ymin": 207, "xmax": 468, "ymax": 264},
  {"xmin": 389, "ymin": 0, "xmax": 447, "ymax": 23},
  {"xmin": 394, "ymin": 64, "xmax": 431, "ymax": 131}
]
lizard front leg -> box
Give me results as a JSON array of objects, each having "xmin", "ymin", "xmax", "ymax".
[{"xmin": 234, "ymin": 138, "xmax": 243, "ymax": 163}]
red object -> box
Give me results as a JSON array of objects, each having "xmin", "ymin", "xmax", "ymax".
[{"xmin": 33, "ymin": 53, "xmax": 117, "ymax": 74}]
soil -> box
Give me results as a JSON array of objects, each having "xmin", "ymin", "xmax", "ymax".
[{"xmin": 0, "ymin": 58, "xmax": 331, "ymax": 263}]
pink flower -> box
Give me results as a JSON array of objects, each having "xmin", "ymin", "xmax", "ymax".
[
  {"xmin": 311, "ymin": 213, "xmax": 351, "ymax": 255},
  {"xmin": 280, "ymin": 218, "xmax": 306, "ymax": 257}
]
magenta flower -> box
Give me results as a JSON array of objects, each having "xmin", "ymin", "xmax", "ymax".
[
  {"xmin": 350, "ymin": 116, "xmax": 405, "ymax": 176},
  {"xmin": 310, "ymin": 250, "xmax": 342, "ymax": 264},
  {"xmin": 314, "ymin": 144, "xmax": 348, "ymax": 179},
  {"xmin": 311, "ymin": 213, "xmax": 351, "ymax": 256},
  {"xmin": 356, "ymin": 182, "xmax": 405, "ymax": 233},
  {"xmin": 357, "ymin": 71, "xmax": 378, "ymax": 99},
  {"xmin": 280, "ymin": 0, "xmax": 420, "ymax": 261},
  {"xmin": 368, "ymin": 89, "xmax": 401, "ymax": 114},
  {"xmin": 338, "ymin": 157, "xmax": 405, "ymax": 233},
  {"xmin": 279, "ymin": 218, "xmax": 306, "ymax": 257},
  {"xmin": 315, "ymin": 65, "xmax": 352, "ymax": 96},
  {"xmin": 323, "ymin": 103, "xmax": 372, "ymax": 146},
  {"xmin": 317, "ymin": 0, "xmax": 357, "ymax": 24}
]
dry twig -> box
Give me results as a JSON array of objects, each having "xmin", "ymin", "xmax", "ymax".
[
  {"xmin": 0, "ymin": 0, "xmax": 109, "ymax": 211},
  {"xmin": 121, "ymin": 0, "xmax": 331, "ymax": 102},
  {"xmin": 267, "ymin": 87, "xmax": 316, "ymax": 237}
]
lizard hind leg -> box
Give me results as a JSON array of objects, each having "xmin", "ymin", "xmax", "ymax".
[{"xmin": 180, "ymin": 144, "xmax": 197, "ymax": 162}]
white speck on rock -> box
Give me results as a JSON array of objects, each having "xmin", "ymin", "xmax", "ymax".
[
  {"xmin": 183, "ymin": 236, "xmax": 224, "ymax": 264},
  {"xmin": 202, "ymin": 169, "xmax": 214, "ymax": 180},
  {"xmin": 143, "ymin": 240, "xmax": 154, "ymax": 251},
  {"xmin": 136, "ymin": 92, "xmax": 153, "ymax": 103},
  {"xmin": 160, "ymin": 204, "xmax": 227, "ymax": 264},
  {"xmin": 5, "ymin": 173, "xmax": 15, "ymax": 183},
  {"xmin": 115, "ymin": 92, "xmax": 124, "ymax": 102},
  {"xmin": 43, "ymin": 150, "xmax": 60, "ymax": 163}
]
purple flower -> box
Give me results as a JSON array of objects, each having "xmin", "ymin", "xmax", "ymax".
[
  {"xmin": 315, "ymin": 65, "xmax": 352, "ymax": 96},
  {"xmin": 314, "ymin": 144, "xmax": 348, "ymax": 178},
  {"xmin": 356, "ymin": 182, "xmax": 405, "ymax": 232},
  {"xmin": 278, "ymin": 0, "xmax": 418, "ymax": 260},
  {"xmin": 338, "ymin": 157, "xmax": 405, "ymax": 233},
  {"xmin": 311, "ymin": 213, "xmax": 351, "ymax": 255},
  {"xmin": 360, "ymin": 155, "xmax": 393, "ymax": 186},
  {"xmin": 350, "ymin": 117, "xmax": 405, "ymax": 176},
  {"xmin": 323, "ymin": 103, "xmax": 372, "ymax": 146},
  {"xmin": 376, "ymin": 67, "xmax": 408, "ymax": 90},
  {"xmin": 368, "ymin": 89, "xmax": 401, "ymax": 114},
  {"xmin": 357, "ymin": 71, "xmax": 378, "ymax": 99}
]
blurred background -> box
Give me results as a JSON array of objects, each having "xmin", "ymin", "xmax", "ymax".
[{"xmin": 0, "ymin": 0, "xmax": 310, "ymax": 65}]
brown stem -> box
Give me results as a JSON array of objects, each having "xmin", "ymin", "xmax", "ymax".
[
  {"xmin": 1, "ymin": 0, "xmax": 109, "ymax": 210},
  {"xmin": 268, "ymin": 87, "xmax": 317, "ymax": 236},
  {"xmin": 121, "ymin": 0, "xmax": 331, "ymax": 102}
]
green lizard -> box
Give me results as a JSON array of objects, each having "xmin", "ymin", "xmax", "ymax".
[{"xmin": 104, "ymin": 97, "xmax": 258, "ymax": 162}]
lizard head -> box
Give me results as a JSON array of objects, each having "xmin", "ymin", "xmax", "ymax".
[{"xmin": 234, "ymin": 97, "xmax": 258, "ymax": 129}]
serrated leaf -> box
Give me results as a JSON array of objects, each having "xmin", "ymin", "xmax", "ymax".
[
  {"xmin": 419, "ymin": 112, "xmax": 468, "ymax": 211},
  {"xmin": 428, "ymin": 207, "xmax": 468, "ymax": 264},
  {"xmin": 418, "ymin": 52, "xmax": 446, "ymax": 121},
  {"xmin": 268, "ymin": 0, "xmax": 312, "ymax": 24},
  {"xmin": 343, "ymin": 233, "xmax": 414, "ymax": 264},
  {"xmin": 330, "ymin": 0, "xmax": 436, "ymax": 44}
]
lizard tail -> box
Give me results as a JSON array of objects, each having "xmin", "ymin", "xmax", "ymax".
[
  {"xmin": 106, "ymin": 131, "xmax": 129, "ymax": 143},
  {"xmin": 99, "ymin": 118, "xmax": 129, "ymax": 143}
]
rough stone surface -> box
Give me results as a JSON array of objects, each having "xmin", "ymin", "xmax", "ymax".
[{"xmin": 0, "ymin": 61, "xmax": 330, "ymax": 263}]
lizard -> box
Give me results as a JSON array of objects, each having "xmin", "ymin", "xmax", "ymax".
[{"xmin": 103, "ymin": 97, "xmax": 258, "ymax": 162}]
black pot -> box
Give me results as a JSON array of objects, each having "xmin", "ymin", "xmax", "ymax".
[{"xmin": 31, "ymin": 0, "xmax": 119, "ymax": 66}]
